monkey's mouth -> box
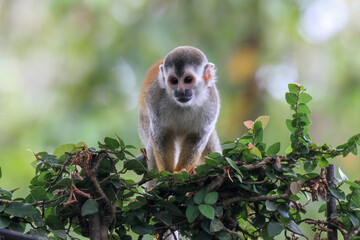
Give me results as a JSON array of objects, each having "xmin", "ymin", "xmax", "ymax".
[
  {"xmin": 176, "ymin": 96, "xmax": 192, "ymax": 103},
  {"xmin": 174, "ymin": 89, "xmax": 193, "ymax": 103}
]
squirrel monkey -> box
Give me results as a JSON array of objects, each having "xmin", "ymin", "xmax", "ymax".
[{"xmin": 139, "ymin": 46, "xmax": 221, "ymax": 173}]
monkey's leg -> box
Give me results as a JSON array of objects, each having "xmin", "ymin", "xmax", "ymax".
[
  {"xmin": 175, "ymin": 133, "xmax": 207, "ymax": 172},
  {"xmin": 151, "ymin": 132, "xmax": 176, "ymax": 172}
]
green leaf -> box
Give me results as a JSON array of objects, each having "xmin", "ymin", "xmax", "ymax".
[
  {"xmin": 194, "ymin": 187, "xmax": 208, "ymax": 204},
  {"xmin": 186, "ymin": 205, "xmax": 200, "ymax": 223},
  {"xmin": 31, "ymin": 186, "xmax": 47, "ymax": 201},
  {"xmin": 299, "ymin": 93, "xmax": 312, "ymax": 103},
  {"xmin": 146, "ymin": 169, "xmax": 160, "ymax": 179},
  {"xmin": 277, "ymin": 203, "xmax": 290, "ymax": 218},
  {"xmin": 0, "ymin": 188, "xmax": 12, "ymax": 197},
  {"xmin": 42, "ymin": 154, "xmax": 58, "ymax": 164},
  {"xmin": 0, "ymin": 167, "xmax": 2, "ymax": 179},
  {"xmin": 214, "ymin": 206, "xmax": 223, "ymax": 217},
  {"xmin": 328, "ymin": 187, "xmax": 345, "ymax": 200},
  {"xmin": 154, "ymin": 211, "xmax": 172, "ymax": 226},
  {"xmin": 254, "ymin": 128, "xmax": 263, "ymax": 144},
  {"xmin": 0, "ymin": 216, "xmax": 10, "ymax": 228},
  {"xmin": 50, "ymin": 230, "xmax": 67, "ymax": 239},
  {"xmin": 266, "ymin": 142, "xmax": 280, "ymax": 155},
  {"xmin": 45, "ymin": 215, "xmax": 65, "ymax": 230},
  {"xmin": 75, "ymin": 141, "xmax": 88, "ymax": 148},
  {"xmin": 318, "ymin": 204, "xmax": 326, "ymax": 213},
  {"xmin": 290, "ymin": 181, "xmax": 301, "ymax": 195},
  {"xmin": 267, "ymin": 222, "xmax": 283, "ymax": 237},
  {"xmin": 104, "ymin": 137, "xmax": 120, "ymax": 151},
  {"xmin": 288, "ymin": 83, "xmax": 300, "ymax": 93},
  {"xmin": 350, "ymin": 190, "xmax": 360, "ymax": 208},
  {"xmin": 128, "ymin": 199, "xmax": 146, "ymax": 210},
  {"xmin": 31, "ymin": 213, "xmax": 45, "ymax": 227},
  {"xmin": 27, "ymin": 229, "xmax": 47, "ymax": 237},
  {"xmin": 285, "ymin": 92, "xmax": 297, "ymax": 105},
  {"xmin": 252, "ymin": 214, "xmax": 266, "ymax": 228},
  {"xmin": 250, "ymin": 147, "xmax": 262, "ymax": 158},
  {"xmin": 205, "ymin": 157, "xmax": 219, "ymax": 166},
  {"xmin": 194, "ymin": 164, "xmax": 212, "ymax": 175},
  {"xmin": 236, "ymin": 174, "xmax": 243, "ymax": 183},
  {"xmin": 199, "ymin": 204, "xmax": 215, "ymax": 220},
  {"xmin": 287, "ymin": 220, "xmax": 306, "ymax": 237},
  {"xmin": 49, "ymin": 178, "xmax": 72, "ymax": 191},
  {"xmin": 350, "ymin": 144, "xmax": 358, "ymax": 155},
  {"xmin": 265, "ymin": 200, "xmax": 277, "ymax": 212},
  {"xmin": 349, "ymin": 213, "xmax": 360, "ymax": 228},
  {"xmin": 104, "ymin": 188, "xmax": 117, "ymax": 201},
  {"xmin": 157, "ymin": 201, "xmax": 183, "ymax": 216},
  {"xmin": 81, "ymin": 199, "xmax": 99, "ymax": 216},
  {"xmin": 304, "ymin": 160, "xmax": 317, "ymax": 173},
  {"xmin": 53, "ymin": 144, "xmax": 75, "ymax": 158},
  {"xmin": 207, "ymin": 152, "xmax": 222, "ymax": 158},
  {"xmin": 198, "ymin": 230, "xmax": 212, "ymax": 239},
  {"xmin": 115, "ymin": 134, "xmax": 126, "ymax": 148},
  {"xmin": 297, "ymin": 104, "xmax": 312, "ymax": 114},
  {"xmin": 286, "ymin": 119, "xmax": 295, "ymax": 132},
  {"xmin": 210, "ymin": 218, "xmax": 224, "ymax": 232},
  {"xmin": 343, "ymin": 180, "xmax": 360, "ymax": 189},
  {"xmin": 131, "ymin": 222, "xmax": 155, "ymax": 235},
  {"xmin": 115, "ymin": 151, "xmax": 125, "ymax": 160},
  {"xmin": 5, "ymin": 202, "xmax": 37, "ymax": 217},
  {"xmin": 253, "ymin": 120, "xmax": 263, "ymax": 131},
  {"xmin": 318, "ymin": 157, "xmax": 329, "ymax": 168},
  {"xmin": 225, "ymin": 157, "xmax": 242, "ymax": 175},
  {"xmin": 204, "ymin": 192, "xmax": 218, "ymax": 205},
  {"xmin": 215, "ymin": 231, "xmax": 232, "ymax": 240},
  {"xmin": 124, "ymin": 159, "xmax": 147, "ymax": 174}
]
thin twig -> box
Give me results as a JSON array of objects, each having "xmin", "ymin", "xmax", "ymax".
[{"xmin": 224, "ymin": 227, "xmax": 245, "ymax": 240}]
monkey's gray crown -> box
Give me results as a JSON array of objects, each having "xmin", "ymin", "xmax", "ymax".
[{"xmin": 164, "ymin": 46, "xmax": 208, "ymax": 77}]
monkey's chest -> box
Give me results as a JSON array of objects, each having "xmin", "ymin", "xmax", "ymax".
[{"xmin": 160, "ymin": 108, "xmax": 210, "ymax": 134}]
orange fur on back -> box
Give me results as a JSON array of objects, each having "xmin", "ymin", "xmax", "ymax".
[{"xmin": 139, "ymin": 60, "xmax": 164, "ymax": 110}]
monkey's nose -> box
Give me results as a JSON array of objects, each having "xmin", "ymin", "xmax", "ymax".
[{"xmin": 175, "ymin": 89, "xmax": 193, "ymax": 103}]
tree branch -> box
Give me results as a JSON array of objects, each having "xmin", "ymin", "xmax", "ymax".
[{"xmin": 222, "ymin": 191, "xmax": 290, "ymax": 206}]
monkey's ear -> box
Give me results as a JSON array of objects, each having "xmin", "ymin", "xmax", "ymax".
[
  {"xmin": 158, "ymin": 64, "xmax": 166, "ymax": 88},
  {"xmin": 203, "ymin": 63, "xmax": 216, "ymax": 85}
]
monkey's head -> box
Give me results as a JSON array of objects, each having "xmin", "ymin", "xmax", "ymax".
[{"xmin": 159, "ymin": 46, "xmax": 216, "ymax": 106}]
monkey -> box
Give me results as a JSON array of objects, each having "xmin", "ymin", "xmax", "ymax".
[{"xmin": 138, "ymin": 46, "xmax": 221, "ymax": 174}]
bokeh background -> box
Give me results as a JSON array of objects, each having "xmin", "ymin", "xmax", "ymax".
[{"xmin": 0, "ymin": 0, "xmax": 359, "ymax": 233}]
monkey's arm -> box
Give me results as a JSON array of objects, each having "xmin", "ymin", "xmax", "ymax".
[
  {"xmin": 174, "ymin": 133, "xmax": 208, "ymax": 172},
  {"xmin": 151, "ymin": 131, "xmax": 176, "ymax": 172}
]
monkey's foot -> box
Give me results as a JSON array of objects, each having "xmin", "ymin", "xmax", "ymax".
[
  {"xmin": 174, "ymin": 164, "xmax": 201, "ymax": 174},
  {"xmin": 140, "ymin": 148, "xmax": 148, "ymax": 160},
  {"xmin": 188, "ymin": 166, "xmax": 197, "ymax": 175}
]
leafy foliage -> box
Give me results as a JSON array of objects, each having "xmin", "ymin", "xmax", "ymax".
[{"xmin": 1, "ymin": 84, "xmax": 360, "ymax": 240}]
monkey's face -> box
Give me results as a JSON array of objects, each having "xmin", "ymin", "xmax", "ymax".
[
  {"xmin": 159, "ymin": 63, "xmax": 216, "ymax": 106},
  {"xmin": 161, "ymin": 65, "xmax": 208, "ymax": 106},
  {"xmin": 167, "ymin": 70, "xmax": 196, "ymax": 104}
]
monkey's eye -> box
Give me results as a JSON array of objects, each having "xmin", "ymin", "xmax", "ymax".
[
  {"xmin": 184, "ymin": 76, "xmax": 193, "ymax": 84},
  {"xmin": 170, "ymin": 78, "xmax": 178, "ymax": 85}
]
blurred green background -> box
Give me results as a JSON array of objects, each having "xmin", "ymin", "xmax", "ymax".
[{"xmin": 0, "ymin": 0, "xmax": 359, "ymax": 216}]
